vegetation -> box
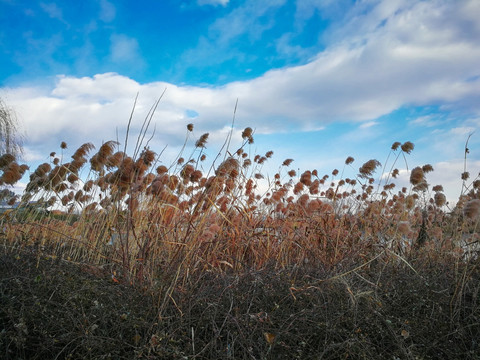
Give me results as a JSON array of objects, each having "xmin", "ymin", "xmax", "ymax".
[
  {"xmin": 0, "ymin": 97, "xmax": 23, "ymax": 159},
  {"xmin": 0, "ymin": 109, "xmax": 479, "ymax": 359}
]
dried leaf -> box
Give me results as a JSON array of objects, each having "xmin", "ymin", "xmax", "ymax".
[{"xmin": 264, "ymin": 332, "xmax": 276, "ymax": 345}]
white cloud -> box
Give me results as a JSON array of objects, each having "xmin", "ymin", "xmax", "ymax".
[
  {"xmin": 22, "ymin": 146, "xmax": 45, "ymax": 162},
  {"xmin": 181, "ymin": 0, "xmax": 286, "ymax": 69},
  {"xmin": 360, "ymin": 121, "xmax": 378, "ymax": 129},
  {"xmin": 198, "ymin": 0, "xmax": 230, "ymax": 6},
  {"xmin": 99, "ymin": 0, "xmax": 116, "ymax": 23},
  {"xmin": 2, "ymin": 0, "xmax": 480, "ymax": 204},
  {"xmin": 409, "ymin": 115, "xmax": 438, "ymax": 127},
  {"xmin": 40, "ymin": 2, "xmax": 64, "ymax": 21},
  {"xmin": 181, "ymin": 0, "xmax": 480, "ymax": 121},
  {"xmin": 421, "ymin": 125, "xmax": 476, "ymax": 161},
  {"xmin": 376, "ymin": 158, "xmax": 479, "ymax": 207},
  {"xmin": 208, "ymin": 0, "xmax": 285, "ymax": 42},
  {"xmin": 110, "ymin": 34, "xmax": 143, "ymax": 65},
  {"xmin": 421, "ymin": 160, "xmax": 480, "ymax": 206},
  {"xmin": 52, "ymin": 73, "xmax": 141, "ymax": 101}
]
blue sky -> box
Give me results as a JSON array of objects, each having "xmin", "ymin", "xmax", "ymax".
[{"xmin": 1, "ymin": 0, "xmax": 480, "ymax": 205}]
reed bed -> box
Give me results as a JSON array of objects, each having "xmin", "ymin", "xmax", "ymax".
[{"xmin": 1, "ymin": 117, "xmax": 479, "ymax": 359}]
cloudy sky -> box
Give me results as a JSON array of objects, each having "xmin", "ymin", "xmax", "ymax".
[{"xmin": 1, "ymin": 0, "xmax": 480, "ymax": 205}]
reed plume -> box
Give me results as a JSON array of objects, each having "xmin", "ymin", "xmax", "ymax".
[
  {"xmin": 401, "ymin": 141, "xmax": 414, "ymax": 154},
  {"xmin": 434, "ymin": 192, "xmax": 446, "ymax": 207},
  {"xmin": 410, "ymin": 167, "xmax": 425, "ymax": 185},
  {"xmin": 464, "ymin": 199, "xmax": 480, "ymax": 219},
  {"xmin": 0, "ymin": 153, "xmax": 15, "ymax": 168},
  {"xmin": 359, "ymin": 159, "xmax": 381, "ymax": 178},
  {"xmin": 195, "ymin": 133, "xmax": 209, "ymax": 148},
  {"xmin": 391, "ymin": 142, "xmax": 401, "ymax": 150}
]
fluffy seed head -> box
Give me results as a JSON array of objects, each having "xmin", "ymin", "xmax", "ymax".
[
  {"xmin": 432, "ymin": 185, "xmax": 443, "ymax": 192},
  {"xmin": 0, "ymin": 154, "xmax": 15, "ymax": 168},
  {"xmin": 413, "ymin": 181, "xmax": 429, "ymax": 192},
  {"xmin": 191, "ymin": 170, "xmax": 203, "ymax": 182},
  {"xmin": 83, "ymin": 180, "xmax": 94, "ymax": 192},
  {"xmin": 300, "ymin": 171, "xmax": 312, "ymax": 186},
  {"xmin": 141, "ymin": 149, "xmax": 156, "ymax": 165},
  {"xmin": 67, "ymin": 173, "xmax": 79, "ymax": 183},
  {"xmin": 7, "ymin": 195, "xmax": 17, "ymax": 205},
  {"xmin": 216, "ymin": 157, "xmax": 239, "ymax": 178},
  {"xmin": 405, "ymin": 195, "xmax": 415, "ymax": 209},
  {"xmin": 422, "ymin": 164, "xmax": 434, "ymax": 173},
  {"xmin": 391, "ymin": 142, "xmax": 401, "ymax": 151},
  {"xmin": 345, "ymin": 156, "xmax": 354, "ymax": 165},
  {"xmin": 282, "ymin": 158, "xmax": 294, "ymax": 166},
  {"xmin": 297, "ymin": 194, "xmax": 309, "ymax": 207},
  {"xmin": 34, "ymin": 163, "xmax": 52, "ymax": 177},
  {"xmin": 98, "ymin": 141, "xmax": 118, "ymax": 161},
  {"xmin": 195, "ymin": 133, "xmax": 209, "ymax": 148},
  {"xmin": 359, "ymin": 159, "xmax": 381, "ymax": 178},
  {"xmin": 293, "ymin": 182, "xmax": 304, "ymax": 194},
  {"xmin": 106, "ymin": 151, "xmax": 125, "ymax": 169},
  {"xmin": 181, "ymin": 164, "xmax": 195, "ymax": 180},
  {"xmin": 410, "ymin": 167, "xmax": 425, "ymax": 185},
  {"xmin": 434, "ymin": 192, "xmax": 446, "ymax": 207},
  {"xmin": 464, "ymin": 199, "xmax": 480, "ymax": 219},
  {"xmin": 90, "ymin": 154, "xmax": 102, "ymax": 172},
  {"xmin": 398, "ymin": 221, "xmax": 412, "ymax": 235},
  {"xmin": 401, "ymin": 141, "xmax": 414, "ymax": 154},
  {"xmin": 0, "ymin": 163, "xmax": 22, "ymax": 185},
  {"xmin": 71, "ymin": 143, "xmax": 95, "ymax": 162},
  {"xmin": 242, "ymin": 127, "xmax": 253, "ymax": 139},
  {"xmin": 384, "ymin": 183, "xmax": 395, "ymax": 190},
  {"xmin": 156, "ymin": 165, "xmax": 168, "ymax": 175}
]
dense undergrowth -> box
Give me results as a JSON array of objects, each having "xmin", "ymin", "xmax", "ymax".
[
  {"xmin": 1, "ymin": 243, "xmax": 479, "ymax": 359},
  {"xmin": 1, "ymin": 117, "xmax": 480, "ymax": 358}
]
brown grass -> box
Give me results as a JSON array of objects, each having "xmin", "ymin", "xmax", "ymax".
[{"xmin": 1, "ymin": 122, "xmax": 479, "ymax": 358}]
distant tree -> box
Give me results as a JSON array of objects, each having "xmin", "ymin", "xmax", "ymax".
[
  {"xmin": 0, "ymin": 98, "xmax": 27, "ymax": 202},
  {"xmin": 0, "ymin": 97, "xmax": 23, "ymax": 158}
]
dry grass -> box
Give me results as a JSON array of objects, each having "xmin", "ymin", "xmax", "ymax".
[{"xmin": 1, "ymin": 119, "xmax": 480, "ymax": 358}]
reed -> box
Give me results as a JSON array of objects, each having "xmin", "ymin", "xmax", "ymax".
[
  {"xmin": 1, "ymin": 106, "xmax": 479, "ymax": 359},
  {"xmin": 1, "ymin": 119, "xmax": 477, "ymax": 284}
]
